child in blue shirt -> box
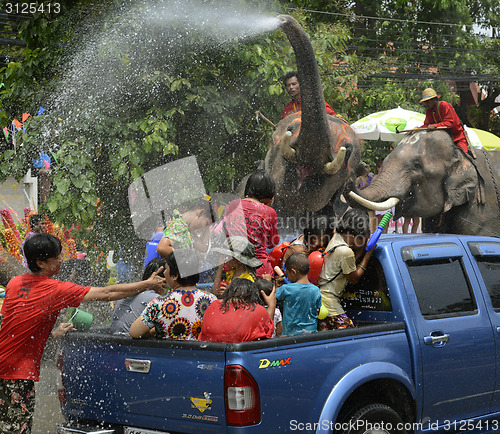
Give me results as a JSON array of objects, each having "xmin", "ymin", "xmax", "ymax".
[{"xmin": 275, "ymin": 253, "xmax": 322, "ymax": 336}]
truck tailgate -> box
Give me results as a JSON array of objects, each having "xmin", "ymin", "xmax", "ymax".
[
  {"xmin": 61, "ymin": 333, "xmax": 228, "ymax": 432},
  {"xmin": 224, "ymin": 323, "xmax": 409, "ymax": 432}
]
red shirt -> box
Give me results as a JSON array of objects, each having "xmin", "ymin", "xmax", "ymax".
[
  {"xmin": 282, "ymin": 99, "xmax": 336, "ymax": 119},
  {"xmin": 421, "ymin": 100, "xmax": 468, "ymax": 152},
  {"xmin": 223, "ymin": 199, "xmax": 279, "ymax": 277},
  {"xmin": 0, "ymin": 274, "xmax": 89, "ymax": 381},
  {"xmin": 198, "ymin": 300, "xmax": 274, "ymax": 343}
]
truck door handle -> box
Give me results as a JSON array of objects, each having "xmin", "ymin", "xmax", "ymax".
[
  {"xmin": 496, "ymin": 327, "xmax": 500, "ymax": 335},
  {"xmin": 125, "ymin": 358, "xmax": 151, "ymax": 373},
  {"xmin": 424, "ymin": 332, "xmax": 449, "ymax": 347}
]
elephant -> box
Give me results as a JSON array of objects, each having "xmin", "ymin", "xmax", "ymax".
[
  {"xmin": 263, "ymin": 15, "xmax": 361, "ymax": 216},
  {"xmin": 0, "ymin": 249, "xmax": 25, "ymax": 287},
  {"xmin": 348, "ymin": 129, "xmax": 500, "ymax": 237}
]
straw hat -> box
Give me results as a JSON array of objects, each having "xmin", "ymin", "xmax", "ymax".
[
  {"xmin": 212, "ymin": 236, "xmax": 263, "ymax": 268},
  {"xmin": 419, "ymin": 88, "xmax": 440, "ymax": 103}
]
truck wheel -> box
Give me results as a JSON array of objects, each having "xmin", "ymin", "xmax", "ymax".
[{"xmin": 341, "ymin": 403, "xmax": 407, "ymax": 434}]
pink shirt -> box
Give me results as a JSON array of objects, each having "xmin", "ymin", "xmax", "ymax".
[{"xmin": 223, "ymin": 199, "xmax": 279, "ymax": 277}]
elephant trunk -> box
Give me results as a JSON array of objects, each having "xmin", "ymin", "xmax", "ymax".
[
  {"xmin": 349, "ymin": 167, "xmax": 409, "ymax": 212},
  {"xmin": 278, "ymin": 15, "xmax": 333, "ymax": 169}
]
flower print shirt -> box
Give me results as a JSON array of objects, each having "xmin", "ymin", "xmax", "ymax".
[
  {"xmin": 140, "ymin": 288, "xmax": 216, "ymax": 340},
  {"xmin": 162, "ymin": 210, "xmax": 193, "ymax": 249}
]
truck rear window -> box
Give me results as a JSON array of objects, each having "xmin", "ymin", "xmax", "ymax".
[
  {"xmin": 475, "ymin": 258, "xmax": 500, "ymax": 311},
  {"xmin": 407, "ymin": 257, "xmax": 477, "ymax": 319}
]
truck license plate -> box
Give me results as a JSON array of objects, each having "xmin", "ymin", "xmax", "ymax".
[{"xmin": 125, "ymin": 428, "xmax": 170, "ymax": 434}]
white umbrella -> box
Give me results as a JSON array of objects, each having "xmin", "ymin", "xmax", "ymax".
[{"xmin": 351, "ymin": 107, "xmax": 425, "ymax": 143}]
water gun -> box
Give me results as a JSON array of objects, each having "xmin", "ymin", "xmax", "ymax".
[
  {"xmin": 273, "ymin": 265, "xmax": 291, "ymax": 284},
  {"xmin": 366, "ymin": 211, "xmax": 392, "ymax": 251}
]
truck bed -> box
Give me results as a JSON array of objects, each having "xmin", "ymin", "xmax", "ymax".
[{"xmin": 59, "ymin": 321, "xmax": 408, "ymax": 433}]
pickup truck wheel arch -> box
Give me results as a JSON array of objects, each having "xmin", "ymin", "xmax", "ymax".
[
  {"xmin": 339, "ymin": 403, "xmax": 407, "ymax": 434},
  {"xmin": 318, "ymin": 362, "xmax": 416, "ymax": 429}
]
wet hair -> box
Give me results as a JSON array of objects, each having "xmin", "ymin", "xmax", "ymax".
[
  {"xmin": 180, "ymin": 197, "xmax": 216, "ymax": 223},
  {"xmin": 142, "ymin": 256, "xmax": 166, "ymax": 280},
  {"xmin": 356, "ymin": 162, "xmax": 370, "ymax": 177},
  {"xmin": 283, "ymin": 243, "xmax": 310, "ymax": 263},
  {"xmin": 283, "ymin": 70, "xmax": 300, "ymax": 87},
  {"xmin": 244, "ymin": 170, "xmax": 276, "ymax": 201},
  {"xmin": 165, "ymin": 249, "xmax": 200, "ymax": 286},
  {"xmin": 221, "ymin": 278, "xmax": 261, "ymax": 312},
  {"xmin": 304, "ymin": 216, "xmax": 334, "ymax": 239},
  {"xmin": 336, "ymin": 209, "xmax": 370, "ymax": 237},
  {"xmin": 285, "ymin": 252, "xmax": 310, "ymax": 275},
  {"xmin": 255, "ymin": 278, "xmax": 273, "ymax": 296},
  {"xmin": 24, "ymin": 233, "xmax": 62, "ymax": 273},
  {"xmin": 29, "ymin": 214, "xmax": 44, "ymax": 228},
  {"xmin": 255, "ymin": 278, "xmax": 273, "ymax": 306}
]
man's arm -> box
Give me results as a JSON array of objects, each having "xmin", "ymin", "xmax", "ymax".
[
  {"xmin": 82, "ymin": 269, "xmax": 165, "ymax": 302},
  {"xmin": 430, "ymin": 102, "xmax": 461, "ymax": 134},
  {"xmin": 420, "ymin": 109, "xmax": 432, "ymax": 127},
  {"xmin": 345, "ymin": 248, "xmax": 374, "ymax": 285},
  {"xmin": 260, "ymin": 286, "xmax": 276, "ymax": 321},
  {"xmin": 156, "ymin": 237, "xmax": 174, "ymax": 258}
]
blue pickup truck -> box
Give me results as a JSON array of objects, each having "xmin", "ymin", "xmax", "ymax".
[{"xmin": 56, "ymin": 234, "xmax": 500, "ymax": 434}]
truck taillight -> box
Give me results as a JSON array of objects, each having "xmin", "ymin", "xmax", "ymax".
[
  {"xmin": 56, "ymin": 350, "xmax": 66, "ymax": 405},
  {"xmin": 224, "ymin": 365, "xmax": 260, "ymax": 426}
]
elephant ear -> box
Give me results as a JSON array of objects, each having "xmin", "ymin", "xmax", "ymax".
[{"xmin": 443, "ymin": 153, "xmax": 479, "ymax": 213}]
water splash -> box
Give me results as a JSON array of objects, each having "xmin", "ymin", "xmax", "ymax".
[
  {"xmin": 142, "ymin": 0, "xmax": 280, "ymax": 40},
  {"xmin": 46, "ymin": 0, "xmax": 280, "ymax": 137}
]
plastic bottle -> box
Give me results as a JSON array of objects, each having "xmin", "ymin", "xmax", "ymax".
[{"xmin": 366, "ymin": 211, "xmax": 392, "ymax": 251}]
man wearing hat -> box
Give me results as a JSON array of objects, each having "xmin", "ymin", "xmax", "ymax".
[{"xmin": 418, "ymin": 88, "xmax": 469, "ymax": 153}]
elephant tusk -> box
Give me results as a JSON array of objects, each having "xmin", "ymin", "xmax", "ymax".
[
  {"xmin": 348, "ymin": 191, "xmax": 400, "ymax": 211},
  {"xmin": 323, "ymin": 147, "xmax": 346, "ymax": 175},
  {"xmin": 280, "ymin": 131, "xmax": 296, "ymax": 161}
]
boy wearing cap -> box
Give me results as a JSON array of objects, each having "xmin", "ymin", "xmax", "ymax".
[
  {"xmin": 211, "ymin": 236, "xmax": 263, "ymax": 298},
  {"xmin": 418, "ymin": 88, "xmax": 469, "ymax": 153}
]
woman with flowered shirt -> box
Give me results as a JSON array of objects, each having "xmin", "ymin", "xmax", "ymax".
[{"xmin": 129, "ymin": 250, "xmax": 216, "ymax": 340}]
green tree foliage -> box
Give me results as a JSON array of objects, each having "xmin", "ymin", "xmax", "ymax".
[
  {"xmin": 0, "ymin": 0, "xmax": 497, "ymax": 262},
  {"xmin": 0, "ymin": 0, "xmax": 355, "ymax": 261}
]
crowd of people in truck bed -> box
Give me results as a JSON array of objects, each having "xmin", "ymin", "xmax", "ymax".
[
  {"xmin": 110, "ymin": 169, "xmax": 376, "ymax": 342},
  {"xmin": 0, "ymin": 169, "xmax": 378, "ymax": 432}
]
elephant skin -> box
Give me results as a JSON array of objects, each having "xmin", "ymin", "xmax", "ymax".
[
  {"xmin": 0, "ymin": 249, "xmax": 26, "ymax": 287},
  {"xmin": 349, "ymin": 130, "xmax": 500, "ymax": 237},
  {"xmin": 263, "ymin": 15, "xmax": 361, "ymax": 215}
]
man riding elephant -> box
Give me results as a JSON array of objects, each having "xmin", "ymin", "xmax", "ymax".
[
  {"xmin": 282, "ymin": 71, "xmax": 337, "ymax": 119},
  {"xmin": 417, "ymin": 88, "xmax": 469, "ymax": 154}
]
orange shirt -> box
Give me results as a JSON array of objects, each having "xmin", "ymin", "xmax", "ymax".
[
  {"xmin": 0, "ymin": 274, "xmax": 89, "ymax": 380},
  {"xmin": 421, "ymin": 100, "xmax": 468, "ymax": 152},
  {"xmin": 282, "ymin": 99, "xmax": 337, "ymax": 119}
]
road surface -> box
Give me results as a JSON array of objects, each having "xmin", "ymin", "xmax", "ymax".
[{"xmin": 33, "ymin": 340, "xmax": 65, "ymax": 433}]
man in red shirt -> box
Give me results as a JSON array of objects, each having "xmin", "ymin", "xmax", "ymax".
[
  {"xmin": 282, "ymin": 71, "xmax": 337, "ymax": 119},
  {"xmin": 418, "ymin": 88, "xmax": 469, "ymax": 153},
  {"xmin": 0, "ymin": 233, "xmax": 166, "ymax": 432}
]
